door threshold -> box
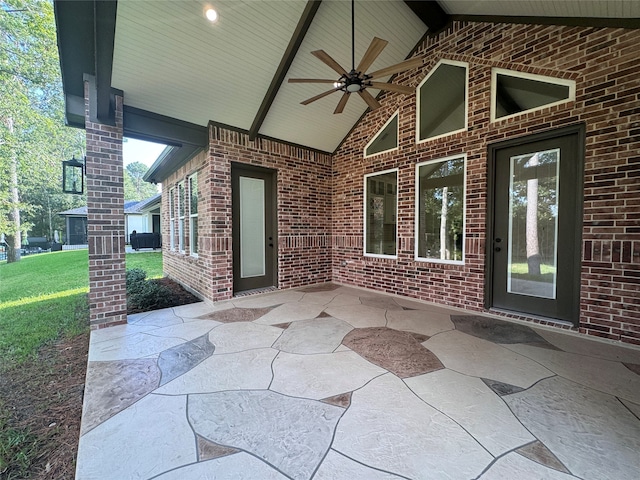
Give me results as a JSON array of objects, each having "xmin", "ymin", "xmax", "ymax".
[
  {"xmin": 233, "ymin": 286, "xmax": 278, "ymax": 298},
  {"xmin": 488, "ymin": 308, "xmax": 576, "ymax": 329}
]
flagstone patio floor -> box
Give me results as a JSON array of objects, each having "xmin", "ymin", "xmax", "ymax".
[{"xmin": 75, "ymin": 283, "xmax": 640, "ymax": 480}]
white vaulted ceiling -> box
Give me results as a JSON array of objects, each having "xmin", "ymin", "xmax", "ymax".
[{"xmin": 62, "ymin": 0, "xmax": 640, "ymax": 154}]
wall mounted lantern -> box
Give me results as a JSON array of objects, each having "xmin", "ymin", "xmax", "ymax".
[{"xmin": 62, "ymin": 156, "xmax": 85, "ymax": 194}]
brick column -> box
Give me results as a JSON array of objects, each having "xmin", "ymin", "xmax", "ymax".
[{"xmin": 84, "ymin": 83, "xmax": 127, "ymax": 329}]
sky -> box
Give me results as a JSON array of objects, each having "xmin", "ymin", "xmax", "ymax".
[{"xmin": 122, "ymin": 138, "xmax": 167, "ymax": 167}]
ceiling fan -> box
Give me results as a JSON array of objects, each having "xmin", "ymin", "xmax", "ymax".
[{"xmin": 288, "ymin": 0, "xmax": 423, "ymax": 114}]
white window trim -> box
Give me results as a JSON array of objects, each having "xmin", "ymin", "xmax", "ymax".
[
  {"xmin": 178, "ymin": 181, "xmax": 185, "ymax": 253},
  {"xmin": 189, "ymin": 174, "xmax": 198, "ymax": 257},
  {"xmin": 363, "ymin": 168, "xmax": 399, "ymax": 259},
  {"xmin": 414, "ymin": 154, "xmax": 467, "ymax": 265},
  {"xmin": 169, "ymin": 187, "xmax": 175, "ymax": 251},
  {"xmin": 490, "ymin": 68, "xmax": 576, "ymax": 123},
  {"xmin": 416, "ymin": 59, "xmax": 469, "ymax": 145},
  {"xmin": 363, "ymin": 110, "xmax": 400, "ymax": 158}
]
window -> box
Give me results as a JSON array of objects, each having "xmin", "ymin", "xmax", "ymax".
[
  {"xmin": 364, "ymin": 111, "xmax": 398, "ymax": 157},
  {"xmin": 415, "ymin": 155, "xmax": 465, "ymax": 264},
  {"xmin": 491, "ymin": 68, "xmax": 575, "ymax": 121},
  {"xmin": 417, "ymin": 60, "xmax": 468, "ymax": 143},
  {"xmin": 169, "ymin": 187, "xmax": 175, "ymax": 250},
  {"xmin": 364, "ymin": 169, "xmax": 397, "ymax": 257},
  {"xmin": 189, "ymin": 174, "xmax": 198, "ymax": 256},
  {"xmin": 178, "ymin": 182, "xmax": 185, "ymax": 253}
]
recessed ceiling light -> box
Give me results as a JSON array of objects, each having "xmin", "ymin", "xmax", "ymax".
[{"xmin": 205, "ymin": 7, "xmax": 218, "ymax": 23}]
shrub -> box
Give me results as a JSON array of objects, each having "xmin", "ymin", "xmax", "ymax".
[
  {"xmin": 126, "ymin": 269, "xmax": 175, "ymax": 312},
  {"xmin": 126, "ymin": 268, "xmax": 148, "ymax": 294}
]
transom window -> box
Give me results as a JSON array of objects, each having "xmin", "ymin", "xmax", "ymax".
[
  {"xmin": 491, "ymin": 68, "xmax": 575, "ymax": 121},
  {"xmin": 415, "ymin": 155, "xmax": 466, "ymax": 264},
  {"xmin": 417, "ymin": 60, "xmax": 468, "ymax": 143},
  {"xmin": 364, "ymin": 111, "xmax": 398, "ymax": 157},
  {"xmin": 364, "ymin": 169, "xmax": 397, "ymax": 258}
]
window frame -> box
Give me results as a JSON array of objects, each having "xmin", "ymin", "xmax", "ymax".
[
  {"xmin": 490, "ymin": 68, "xmax": 576, "ymax": 123},
  {"xmin": 178, "ymin": 181, "xmax": 185, "ymax": 253},
  {"xmin": 363, "ymin": 110, "xmax": 399, "ymax": 158},
  {"xmin": 169, "ymin": 187, "xmax": 176, "ymax": 251},
  {"xmin": 189, "ymin": 173, "xmax": 198, "ymax": 257},
  {"xmin": 363, "ymin": 168, "xmax": 399, "ymax": 259},
  {"xmin": 414, "ymin": 154, "xmax": 467, "ymax": 265},
  {"xmin": 416, "ymin": 59, "xmax": 469, "ymax": 145}
]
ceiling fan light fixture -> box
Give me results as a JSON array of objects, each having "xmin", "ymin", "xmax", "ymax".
[{"xmin": 346, "ymin": 83, "xmax": 361, "ymax": 93}]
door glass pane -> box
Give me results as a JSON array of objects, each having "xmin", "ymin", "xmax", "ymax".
[
  {"xmin": 240, "ymin": 176, "xmax": 265, "ymax": 278},
  {"xmin": 507, "ymin": 149, "xmax": 559, "ymax": 299}
]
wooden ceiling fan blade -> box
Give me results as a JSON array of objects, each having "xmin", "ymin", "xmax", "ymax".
[
  {"xmin": 300, "ymin": 88, "xmax": 340, "ymax": 105},
  {"xmin": 334, "ymin": 93, "xmax": 350, "ymax": 114},
  {"xmin": 368, "ymin": 57, "xmax": 423, "ymax": 80},
  {"xmin": 311, "ymin": 50, "xmax": 348, "ymax": 76},
  {"xmin": 358, "ymin": 89, "xmax": 381, "ymax": 111},
  {"xmin": 288, "ymin": 78, "xmax": 337, "ymax": 84},
  {"xmin": 369, "ymin": 82, "xmax": 414, "ymax": 95},
  {"xmin": 356, "ymin": 37, "xmax": 388, "ymax": 73}
]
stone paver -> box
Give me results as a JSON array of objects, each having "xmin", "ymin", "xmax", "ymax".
[{"xmin": 76, "ymin": 283, "xmax": 640, "ymax": 480}]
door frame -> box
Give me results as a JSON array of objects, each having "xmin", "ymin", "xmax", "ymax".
[
  {"xmin": 231, "ymin": 162, "xmax": 278, "ymax": 293},
  {"xmin": 485, "ymin": 123, "xmax": 585, "ymax": 325}
]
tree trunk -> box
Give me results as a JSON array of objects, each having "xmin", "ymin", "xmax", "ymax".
[
  {"xmin": 440, "ymin": 186, "xmax": 448, "ymax": 260},
  {"xmin": 526, "ymin": 153, "xmax": 541, "ymax": 275},
  {"xmin": 5, "ymin": 117, "xmax": 21, "ymax": 263}
]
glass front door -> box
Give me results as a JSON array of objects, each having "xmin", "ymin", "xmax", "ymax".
[
  {"xmin": 232, "ymin": 165, "xmax": 277, "ymax": 293},
  {"xmin": 489, "ymin": 126, "xmax": 583, "ymax": 324}
]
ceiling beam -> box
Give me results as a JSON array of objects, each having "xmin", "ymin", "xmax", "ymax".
[
  {"xmin": 404, "ymin": 1, "xmax": 451, "ymax": 35},
  {"xmin": 451, "ymin": 14, "xmax": 640, "ymax": 30},
  {"xmin": 249, "ymin": 0, "xmax": 322, "ymax": 141},
  {"xmin": 123, "ymin": 106, "xmax": 208, "ymax": 148}
]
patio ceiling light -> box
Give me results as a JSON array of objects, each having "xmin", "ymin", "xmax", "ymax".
[
  {"xmin": 62, "ymin": 156, "xmax": 85, "ymax": 195},
  {"xmin": 205, "ymin": 7, "xmax": 218, "ymax": 23}
]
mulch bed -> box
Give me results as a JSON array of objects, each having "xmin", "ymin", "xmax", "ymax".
[
  {"xmin": 0, "ymin": 278, "xmax": 201, "ymax": 479},
  {"xmin": 0, "ymin": 332, "xmax": 89, "ymax": 479}
]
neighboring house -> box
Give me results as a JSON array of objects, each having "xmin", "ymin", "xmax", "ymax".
[
  {"xmin": 59, "ymin": 194, "xmax": 161, "ymax": 244},
  {"xmin": 54, "ymin": 1, "xmax": 639, "ymax": 344}
]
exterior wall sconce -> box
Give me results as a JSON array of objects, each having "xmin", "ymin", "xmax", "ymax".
[{"xmin": 62, "ymin": 156, "xmax": 85, "ymax": 194}]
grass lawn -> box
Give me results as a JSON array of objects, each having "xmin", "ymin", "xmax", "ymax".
[
  {"xmin": 0, "ymin": 249, "xmax": 163, "ymax": 478},
  {"xmin": 0, "ymin": 250, "xmax": 163, "ymax": 362}
]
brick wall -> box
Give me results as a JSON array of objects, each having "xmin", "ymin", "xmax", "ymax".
[
  {"xmin": 162, "ymin": 125, "xmax": 333, "ymax": 301},
  {"xmin": 332, "ymin": 22, "xmax": 640, "ymax": 344},
  {"xmin": 85, "ymin": 86, "xmax": 127, "ymax": 329}
]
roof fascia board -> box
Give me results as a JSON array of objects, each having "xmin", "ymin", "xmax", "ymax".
[
  {"xmin": 451, "ymin": 14, "xmax": 640, "ymax": 30},
  {"xmin": 404, "ymin": 1, "xmax": 451, "ymax": 35},
  {"xmin": 93, "ymin": 0, "xmax": 118, "ymax": 124},
  {"xmin": 249, "ymin": 0, "xmax": 322, "ymax": 140},
  {"xmin": 143, "ymin": 145, "xmax": 205, "ymax": 185},
  {"xmin": 54, "ymin": 0, "xmax": 118, "ymax": 126},
  {"xmin": 54, "ymin": 0, "xmax": 95, "ymax": 100}
]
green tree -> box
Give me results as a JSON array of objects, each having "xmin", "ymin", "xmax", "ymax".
[
  {"xmin": 124, "ymin": 161, "xmax": 159, "ymax": 201},
  {"xmin": 0, "ymin": 0, "xmax": 85, "ymax": 261}
]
